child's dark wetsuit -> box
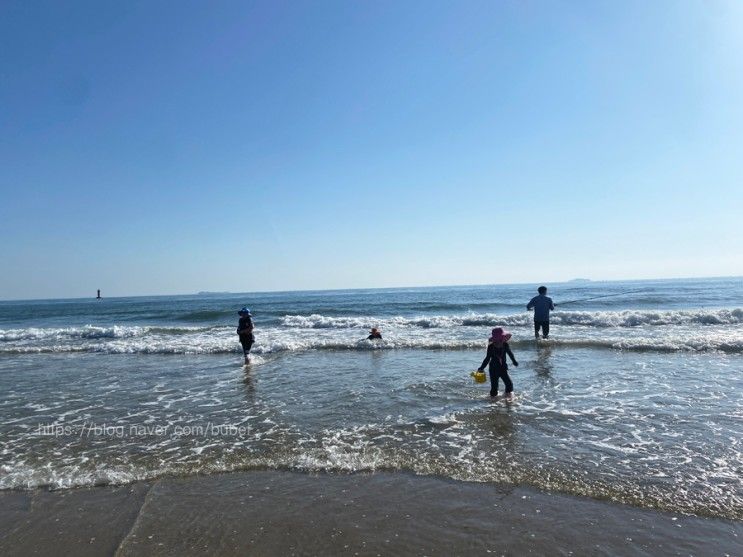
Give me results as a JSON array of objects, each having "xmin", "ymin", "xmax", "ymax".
[
  {"xmin": 478, "ymin": 342, "xmax": 518, "ymax": 397},
  {"xmin": 237, "ymin": 315, "xmax": 255, "ymax": 356}
]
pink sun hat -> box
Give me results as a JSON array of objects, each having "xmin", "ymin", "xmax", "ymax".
[{"xmin": 489, "ymin": 327, "xmax": 512, "ymax": 343}]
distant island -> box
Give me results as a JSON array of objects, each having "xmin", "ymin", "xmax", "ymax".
[
  {"xmin": 568, "ymin": 278, "xmax": 591, "ymax": 283},
  {"xmin": 197, "ymin": 291, "xmax": 232, "ymax": 295}
]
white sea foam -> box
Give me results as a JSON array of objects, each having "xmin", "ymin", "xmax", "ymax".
[
  {"xmin": 281, "ymin": 308, "xmax": 743, "ymax": 329},
  {"xmin": 1, "ymin": 308, "xmax": 742, "ymax": 355},
  {"xmin": 1, "ymin": 333, "xmax": 741, "ymax": 354},
  {"xmin": 0, "ymin": 325, "xmax": 210, "ymax": 342}
]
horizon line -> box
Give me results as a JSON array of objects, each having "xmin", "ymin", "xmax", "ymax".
[{"xmin": 1, "ymin": 274, "xmax": 741, "ymax": 303}]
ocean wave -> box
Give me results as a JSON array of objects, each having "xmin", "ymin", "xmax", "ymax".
[
  {"xmin": 1, "ymin": 335, "xmax": 741, "ymax": 355},
  {"xmin": 281, "ymin": 308, "xmax": 743, "ymax": 329},
  {"xmin": 0, "ymin": 325, "xmax": 218, "ymax": 342},
  {"xmin": 3, "ymin": 310, "xmax": 739, "ymax": 347}
]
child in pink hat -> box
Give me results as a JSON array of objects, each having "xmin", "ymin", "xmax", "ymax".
[{"xmin": 477, "ymin": 327, "xmax": 519, "ymax": 399}]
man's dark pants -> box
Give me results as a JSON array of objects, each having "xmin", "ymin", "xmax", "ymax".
[{"xmin": 534, "ymin": 320, "xmax": 549, "ymax": 338}]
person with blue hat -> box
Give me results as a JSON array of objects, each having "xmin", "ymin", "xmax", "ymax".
[{"xmin": 237, "ymin": 307, "xmax": 255, "ymax": 364}]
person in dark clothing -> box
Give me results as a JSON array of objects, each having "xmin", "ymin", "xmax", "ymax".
[
  {"xmin": 237, "ymin": 307, "xmax": 255, "ymax": 364},
  {"xmin": 527, "ymin": 286, "xmax": 555, "ymax": 339},
  {"xmin": 367, "ymin": 328, "xmax": 382, "ymax": 340},
  {"xmin": 477, "ymin": 327, "xmax": 518, "ymax": 398}
]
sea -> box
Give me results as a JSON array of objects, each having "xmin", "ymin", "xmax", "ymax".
[{"xmin": 0, "ymin": 277, "xmax": 741, "ymax": 520}]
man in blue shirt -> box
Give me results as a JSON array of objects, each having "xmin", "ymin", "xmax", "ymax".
[{"xmin": 527, "ymin": 286, "xmax": 555, "ymax": 339}]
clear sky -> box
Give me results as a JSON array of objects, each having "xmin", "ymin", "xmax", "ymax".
[{"xmin": 1, "ymin": 1, "xmax": 742, "ymax": 299}]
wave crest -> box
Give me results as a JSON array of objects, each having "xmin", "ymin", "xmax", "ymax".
[
  {"xmin": 281, "ymin": 308, "xmax": 743, "ymax": 329},
  {"xmin": 2, "ymin": 335, "xmax": 741, "ymax": 355},
  {"xmin": 0, "ymin": 325, "xmax": 217, "ymax": 342}
]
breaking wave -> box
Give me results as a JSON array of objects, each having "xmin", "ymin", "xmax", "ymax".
[
  {"xmin": 281, "ymin": 308, "xmax": 743, "ymax": 329},
  {"xmin": 1, "ymin": 307, "xmax": 741, "ymax": 356},
  {"xmin": 1, "ymin": 331, "xmax": 741, "ymax": 355},
  {"xmin": 0, "ymin": 325, "xmax": 215, "ymax": 342}
]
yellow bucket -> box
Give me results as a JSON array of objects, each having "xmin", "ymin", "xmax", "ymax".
[{"xmin": 470, "ymin": 371, "xmax": 487, "ymax": 384}]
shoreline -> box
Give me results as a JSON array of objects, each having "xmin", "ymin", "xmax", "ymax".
[{"xmin": 1, "ymin": 470, "xmax": 740, "ymax": 556}]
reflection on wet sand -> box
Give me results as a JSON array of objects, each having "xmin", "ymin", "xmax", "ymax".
[
  {"xmin": 242, "ymin": 368, "xmax": 255, "ymax": 397},
  {"xmin": 534, "ymin": 345, "xmax": 554, "ymax": 378}
]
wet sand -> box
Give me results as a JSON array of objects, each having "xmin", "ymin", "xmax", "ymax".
[{"xmin": 1, "ymin": 471, "xmax": 740, "ymax": 556}]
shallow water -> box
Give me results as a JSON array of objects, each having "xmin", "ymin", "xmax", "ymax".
[{"xmin": 0, "ymin": 278, "xmax": 742, "ymax": 519}]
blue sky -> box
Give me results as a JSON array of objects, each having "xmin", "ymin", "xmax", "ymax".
[{"xmin": 1, "ymin": 0, "xmax": 742, "ymax": 299}]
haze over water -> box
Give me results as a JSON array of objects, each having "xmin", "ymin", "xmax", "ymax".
[{"xmin": 0, "ymin": 277, "xmax": 741, "ymax": 519}]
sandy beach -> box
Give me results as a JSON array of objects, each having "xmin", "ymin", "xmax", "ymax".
[{"xmin": 1, "ymin": 470, "xmax": 740, "ymax": 556}]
